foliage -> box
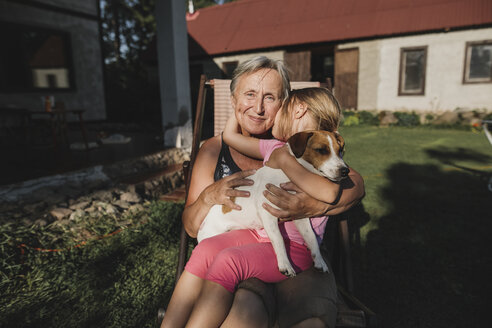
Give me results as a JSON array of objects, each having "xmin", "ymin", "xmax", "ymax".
[
  {"xmin": 99, "ymin": 0, "xmax": 237, "ymax": 123},
  {"xmin": 342, "ymin": 110, "xmax": 379, "ymax": 126},
  {"xmin": 342, "ymin": 115, "xmax": 360, "ymax": 126},
  {"xmin": 358, "ymin": 111, "xmax": 379, "ymax": 125},
  {"xmin": 483, "ymin": 112, "xmax": 492, "ymax": 121},
  {"xmin": 425, "ymin": 113, "xmax": 434, "ymax": 123},
  {"xmin": 0, "ymin": 201, "xmax": 184, "ymax": 328},
  {"xmin": 394, "ymin": 111, "xmax": 420, "ymax": 126},
  {"xmin": 100, "ymin": 0, "xmax": 157, "ymax": 64}
]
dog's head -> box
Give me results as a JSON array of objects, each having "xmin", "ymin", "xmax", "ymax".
[{"xmin": 287, "ymin": 130, "xmax": 349, "ymax": 182}]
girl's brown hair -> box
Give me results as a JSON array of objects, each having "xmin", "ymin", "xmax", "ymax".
[{"xmin": 275, "ymin": 87, "xmax": 343, "ymax": 138}]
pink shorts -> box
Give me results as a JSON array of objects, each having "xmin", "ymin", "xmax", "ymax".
[{"xmin": 184, "ymin": 229, "xmax": 313, "ymax": 293}]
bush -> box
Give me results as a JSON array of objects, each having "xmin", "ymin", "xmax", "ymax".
[
  {"xmin": 342, "ymin": 115, "xmax": 360, "ymax": 126},
  {"xmin": 425, "ymin": 114, "xmax": 434, "ymax": 123},
  {"xmin": 358, "ymin": 111, "xmax": 380, "ymax": 125},
  {"xmin": 483, "ymin": 113, "xmax": 492, "ymax": 121},
  {"xmin": 394, "ymin": 111, "xmax": 420, "ymax": 127},
  {"xmin": 342, "ymin": 110, "xmax": 379, "ymax": 126}
]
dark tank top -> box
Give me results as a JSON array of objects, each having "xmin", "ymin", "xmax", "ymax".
[{"xmin": 214, "ymin": 134, "xmax": 242, "ymax": 181}]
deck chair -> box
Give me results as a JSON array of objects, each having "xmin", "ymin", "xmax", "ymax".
[{"xmin": 160, "ymin": 75, "xmax": 377, "ymax": 328}]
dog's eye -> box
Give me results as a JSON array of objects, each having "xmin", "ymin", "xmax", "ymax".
[
  {"xmin": 315, "ymin": 147, "xmax": 329, "ymax": 155},
  {"xmin": 339, "ymin": 147, "xmax": 345, "ymax": 158}
]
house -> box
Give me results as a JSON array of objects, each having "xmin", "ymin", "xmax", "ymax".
[
  {"xmin": 0, "ymin": 0, "xmax": 106, "ymax": 121},
  {"xmin": 186, "ymin": 0, "xmax": 492, "ymax": 113}
]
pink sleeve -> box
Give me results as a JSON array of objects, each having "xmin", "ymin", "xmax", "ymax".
[{"xmin": 259, "ymin": 139, "xmax": 286, "ymax": 165}]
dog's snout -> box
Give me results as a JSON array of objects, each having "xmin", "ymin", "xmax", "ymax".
[{"xmin": 340, "ymin": 167, "xmax": 349, "ymax": 178}]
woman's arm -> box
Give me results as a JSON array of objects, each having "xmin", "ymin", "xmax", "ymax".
[
  {"xmin": 182, "ymin": 136, "xmax": 256, "ymax": 237},
  {"xmin": 266, "ymin": 146, "xmax": 341, "ymax": 204},
  {"xmin": 223, "ymin": 115, "xmax": 263, "ymax": 159},
  {"xmin": 262, "ymin": 167, "xmax": 365, "ymax": 219}
]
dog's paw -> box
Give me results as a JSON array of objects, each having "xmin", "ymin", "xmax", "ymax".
[
  {"xmin": 278, "ymin": 264, "xmax": 296, "ymax": 277},
  {"xmin": 314, "ymin": 259, "xmax": 330, "ymax": 274}
]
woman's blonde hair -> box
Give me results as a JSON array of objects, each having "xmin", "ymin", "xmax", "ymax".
[{"xmin": 275, "ymin": 87, "xmax": 343, "ymax": 138}]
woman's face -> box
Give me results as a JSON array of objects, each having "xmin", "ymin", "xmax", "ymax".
[{"xmin": 231, "ymin": 68, "xmax": 283, "ymax": 137}]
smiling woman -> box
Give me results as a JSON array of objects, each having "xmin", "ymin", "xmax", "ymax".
[
  {"xmin": 161, "ymin": 56, "xmax": 365, "ymax": 328},
  {"xmin": 230, "ymin": 68, "xmax": 283, "ymax": 138}
]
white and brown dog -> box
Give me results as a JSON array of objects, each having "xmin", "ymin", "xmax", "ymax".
[{"xmin": 197, "ymin": 130, "xmax": 349, "ymax": 277}]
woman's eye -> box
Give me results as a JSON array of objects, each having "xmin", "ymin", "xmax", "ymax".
[{"xmin": 265, "ymin": 95, "xmax": 275, "ymax": 102}]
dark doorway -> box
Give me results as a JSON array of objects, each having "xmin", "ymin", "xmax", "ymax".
[{"xmin": 334, "ymin": 47, "xmax": 359, "ymax": 110}]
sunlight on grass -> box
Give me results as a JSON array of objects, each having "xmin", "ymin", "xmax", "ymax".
[
  {"xmin": 340, "ymin": 125, "xmax": 492, "ymax": 243},
  {"xmin": 0, "ymin": 201, "xmax": 184, "ymax": 328},
  {"xmin": 1, "ymin": 126, "xmax": 491, "ymax": 328}
]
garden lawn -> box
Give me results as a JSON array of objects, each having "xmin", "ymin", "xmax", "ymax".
[
  {"xmin": 340, "ymin": 125, "xmax": 492, "ymax": 328},
  {"xmin": 0, "ymin": 126, "xmax": 491, "ymax": 328},
  {"xmin": 0, "ymin": 202, "xmax": 185, "ymax": 328}
]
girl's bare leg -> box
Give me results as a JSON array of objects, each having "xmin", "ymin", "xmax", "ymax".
[
  {"xmin": 221, "ymin": 288, "xmax": 269, "ymax": 328},
  {"xmin": 185, "ymin": 280, "xmax": 234, "ymax": 328},
  {"xmin": 161, "ymin": 271, "xmax": 204, "ymax": 328}
]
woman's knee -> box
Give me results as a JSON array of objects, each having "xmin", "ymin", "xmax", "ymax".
[
  {"xmin": 221, "ymin": 288, "xmax": 269, "ymax": 328},
  {"xmin": 205, "ymin": 248, "xmax": 246, "ymax": 291}
]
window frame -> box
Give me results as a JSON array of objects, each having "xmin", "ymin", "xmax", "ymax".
[
  {"xmin": 398, "ymin": 46, "xmax": 428, "ymax": 96},
  {"xmin": 0, "ymin": 21, "xmax": 76, "ymax": 93},
  {"xmin": 462, "ymin": 39, "xmax": 492, "ymax": 84}
]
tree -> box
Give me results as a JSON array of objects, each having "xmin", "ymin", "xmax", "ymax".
[{"xmin": 99, "ymin": 0, "xmax": 236, "ymax": 123}]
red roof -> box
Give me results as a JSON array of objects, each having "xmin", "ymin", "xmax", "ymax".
[{"xmin": 187, "ymin": 0, "xmax": 492, "ymax": 56}]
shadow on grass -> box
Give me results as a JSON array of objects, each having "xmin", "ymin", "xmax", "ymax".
[{"xmin": 352, "ymin": 148, "xmax": 491, "ymax": 328}]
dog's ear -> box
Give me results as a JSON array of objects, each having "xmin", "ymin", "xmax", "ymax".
[
  {"xmin": 335, "ymin": 131, "xmax": 345, "ymax": 149},
  {"xmin": 335, "ymin": 131, "xmax": 345, "ymax": 157},
  {"xmin": 288, "ymin": 132, "xmax": 314, "ymax": 158}
]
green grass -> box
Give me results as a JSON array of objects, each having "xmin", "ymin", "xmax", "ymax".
[
  {"xmin": 1, "ymin": 126, "xmax": 491, "ymax": 328},
  {"xmin": 339, "ymin": 126, "xmax": 492, "ymax": 328},
  {"xmin": 0, "ymin": 201, "xmax": 184, "ymax": 328}
]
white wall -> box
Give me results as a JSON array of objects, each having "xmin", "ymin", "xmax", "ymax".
[{"xmin": 340, "ymin": 28, "xmax": 492, "ymax": 112}]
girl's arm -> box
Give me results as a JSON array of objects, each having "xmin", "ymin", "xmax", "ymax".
[
  {"xmin": 223, "ymin": 115, "xmax": 263, "ymax": 159},
  {"xmin": 262, "ymin": 168, "xmax": 364, "ymax": 220},
  {"xmin": 266, "ymin": 146, "xmax": 341, "ymax": 204}
]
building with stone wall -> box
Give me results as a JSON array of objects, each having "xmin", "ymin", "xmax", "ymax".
[{"xmin": 0, "ymin": 0, "xmax": 106, "ymax": 121}]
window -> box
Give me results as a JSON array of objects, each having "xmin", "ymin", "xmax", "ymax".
[
  {"xmin": 398, "ymin": 46, "xmax": 427, "ymax": 95},
  {"xmin": 0, "ymin": 22, "xmax": 74, "ymax": 92},
  {"xmin": 463, "ymin": 40, "xmax": 492, "ymax": 83},
  {"xmin": 222, "ymin": 61, "xmax": 238, "ymax": 79}
]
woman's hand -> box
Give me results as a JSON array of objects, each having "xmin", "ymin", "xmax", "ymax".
[
  {"xmin": 201, "ymin": 170, "xmax": 256, "ymax": 211},
  {"xmin": 262, "ymin": 182, "xmax": 329, "ymax": 220},
  {"xmin": 262, "ymin": 168, "xmax": 364, "ymax": 219}
]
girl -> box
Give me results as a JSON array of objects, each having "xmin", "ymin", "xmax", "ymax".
[
  {"xmin": 223, "ymin": 87, "xmax": 344, "ymax": 207},
  {"xmin": 162, "ymin": 87, "xmax": 344, "ymax": 328}
]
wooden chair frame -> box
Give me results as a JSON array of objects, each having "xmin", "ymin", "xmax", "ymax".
[{"xmin": 170, "ymin": 74, "xmax": 377, "ymax": 327}]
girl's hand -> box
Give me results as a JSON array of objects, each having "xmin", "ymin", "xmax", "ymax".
[
  {"xmin": 201, "ymin": 170, "xmax": 256, "ymax": 210},
  {"xmin": 262, "ymin": 182, "xmax": 329, "ymax": 220},
  {"xmin": 224, "ymin": 114, "xmax": 240, "ymax": 136}
]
